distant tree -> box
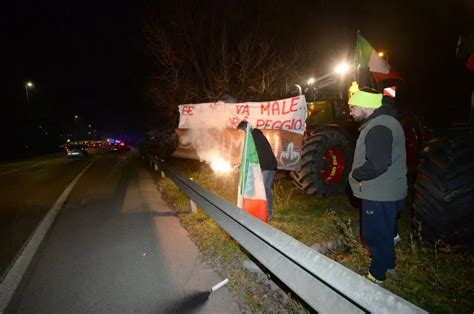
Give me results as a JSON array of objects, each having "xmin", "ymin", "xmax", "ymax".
[{"xmin": 144, "ymin": 0, "xmax": 307, "ymax": 126}]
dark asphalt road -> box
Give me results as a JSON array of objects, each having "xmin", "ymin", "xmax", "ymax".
[
  {"xmin": 0, "ymin": 154, "xmax": 91, "ymax": 277},
  {"xmin": 2, "ymin": 152, "xmax": 239, "ymax": 313}
]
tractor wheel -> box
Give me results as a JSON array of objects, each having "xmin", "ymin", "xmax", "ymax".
[
  {"xmin": 290, "ymin": 126, "xmax": 353, "ymax": 196},
  {"xmin": 412, "ymin": 135, "xmax": 474, "ymax": 247}
]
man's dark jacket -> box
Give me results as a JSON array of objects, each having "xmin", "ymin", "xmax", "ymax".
[{"xmin": 251, "ymin": 128, "xmax": 277, "ymax": 170}]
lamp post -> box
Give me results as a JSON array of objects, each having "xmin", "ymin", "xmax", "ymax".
[
  {"xmin": 24, "ymin": 81, "xmax": 34, "ymax": 117},
  {"xmin": 294, "ymin": 84, "xmax": 302, "ymax": 95},
  {"xmin": 73, "ymin": 115, "xmax": 79, "ymax": 140}
]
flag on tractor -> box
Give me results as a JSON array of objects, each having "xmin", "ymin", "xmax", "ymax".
[
  {"xmin": 354, "ymin": 33, "xmax": 403, "ymax": 81},
  {"xmin": 237, "ymin": 124, "xmax": 268, "ymax": 222}
]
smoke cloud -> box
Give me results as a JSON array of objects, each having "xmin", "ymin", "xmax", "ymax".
[{"xmin": 180, "ymin": 101, "xmax": 241, "ymax": 166}]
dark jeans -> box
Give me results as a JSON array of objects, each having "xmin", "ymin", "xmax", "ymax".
[
  {"xmin": 361, "ymin": 199, "xmax": 405, "ymax": 281},
  {"xmin": 262, "ymin": 170, "xmax": 276, "ymax": 217}
]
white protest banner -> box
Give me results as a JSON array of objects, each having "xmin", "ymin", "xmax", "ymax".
[{"xmin": 178, "ymin": 95, "xmax": 307, "ymax": 134}]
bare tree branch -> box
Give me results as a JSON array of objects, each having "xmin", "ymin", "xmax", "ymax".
[{"xmin": 144, "ymin": 0, "xmax": 307, "ymax": 126}]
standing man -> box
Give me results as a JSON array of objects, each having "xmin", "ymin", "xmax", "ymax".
[
  {"xmin": 348, "ymin": 87, "xmax": 407, "ymax": 284},
  {"xmin": 237, "ymin": 121, "xmax": 277, "ymax": 221}
]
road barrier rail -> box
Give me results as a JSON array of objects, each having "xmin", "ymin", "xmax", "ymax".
[{"xmin": 143, "ymin": 153, "xmax": 426, "ymax": 313}]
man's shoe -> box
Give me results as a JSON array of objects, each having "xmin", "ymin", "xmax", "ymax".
[
  {"xmin": 366, "ymin": 272, "xmax": 384, "ymax": 285},
  {"xmin": 394, "ymin": 234, "xmax": 401, "ymax": 246}
]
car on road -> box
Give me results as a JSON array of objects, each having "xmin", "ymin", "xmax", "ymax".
[
  {"xmin": 65, "ymin": 144, "xmax": 89, "ymax": 157},
  {"xmin": 111, "ymin": 141, "xmax": 131, "ymax": 152}
]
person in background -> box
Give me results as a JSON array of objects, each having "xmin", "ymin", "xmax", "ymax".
[
  {"xmin": 237, "ymin": 121, "xmax": 277, "ymax": 221},
  {"xmin": 347, "ymin": 87, "xmax": 407, "ymax": 285}
]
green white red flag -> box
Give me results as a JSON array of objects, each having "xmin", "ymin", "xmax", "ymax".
[
  {"xmin": 354, "ymin": 33, "xmax": 403, "ymax": 81},
  {"xmin": 237, "ymin": 124, "xmax": 268, "ymax": 222}
]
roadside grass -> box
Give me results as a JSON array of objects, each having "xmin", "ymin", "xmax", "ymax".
[{"xmin": 151, "ymin": 158, "xmax": 474, "ymax": 313}]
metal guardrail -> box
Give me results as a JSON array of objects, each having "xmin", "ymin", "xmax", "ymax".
[{"xmin": 144, "ymin": 154, "xmax": 426, "ymax": 313}]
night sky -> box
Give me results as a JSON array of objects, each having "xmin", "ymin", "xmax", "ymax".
[
  {"xmin": 2, "ymin": 0, "xmax": 473, "ymax": 158},
  {"xmin": 4, "ymin": 0, "xmax": 148, "ymax": 148}
]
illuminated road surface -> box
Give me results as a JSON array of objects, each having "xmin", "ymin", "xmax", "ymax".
[{"xmin": 5, "ymin": 152, "xmax": 239, "ymax": 313}]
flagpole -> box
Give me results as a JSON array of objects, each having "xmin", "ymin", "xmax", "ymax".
[
  {"xmin": 239, "ymin": 123, "xmax": 250, "ymax": 192},
  {"xmin": 354, "ymin": 30, "xmax": 360, "ymax": 82},
  {"xmin": 242, "ymin": 124, "xmax": 251, "ymax": 187}
]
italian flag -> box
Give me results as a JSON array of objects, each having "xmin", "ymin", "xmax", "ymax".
[
  {"xmin": 237, "ymin": 124, "xmax": 268, "ymax": 222},
  {"xmin": 354, "ymin": 33, "xmax": 403, "ymax": 81}
]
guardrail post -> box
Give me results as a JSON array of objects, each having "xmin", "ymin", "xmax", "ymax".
[
  {"xmin": 189, "ymin": 199, "xmax": 198, "ymax": 214},
  {"xmin": 189, "ymin": 178, "xmax": 198, "ymax": 214}
]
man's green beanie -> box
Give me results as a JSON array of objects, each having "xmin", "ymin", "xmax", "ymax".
[{"xmin": 348, "ymin": 90, "xmax": 383, "ymax": 109}]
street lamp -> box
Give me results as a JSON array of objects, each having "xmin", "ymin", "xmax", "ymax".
[
  {"xmin": 307, "ymin": 78, "xmax": 315, "ymax": 85},
  {"xmin": 73, "ymin": 115, "xmax": 79, "ymax": 140},
  {"xmin": 24, "ymin": 81, "xmax": 34, "ymax": 117}
]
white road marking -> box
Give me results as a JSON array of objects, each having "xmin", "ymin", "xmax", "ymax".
[
  {"xmin": 0, "ymin": 160, "xmax": 52, "ymax": 176},
  {"xmin": 0, "ymin": 158, "xmax": 97, "ymax": 313}
]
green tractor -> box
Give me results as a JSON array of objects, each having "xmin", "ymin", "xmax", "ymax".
[
  {"xmin": 287, "ymin": 60, "xmax": 430, "ymax": 197},
  {"xmin": 289, "ymin": 75, "xmax": 356, "ymax": 197}
]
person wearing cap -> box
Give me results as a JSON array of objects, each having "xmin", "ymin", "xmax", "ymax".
[{"xmin": 348, "ymin": 87, "xmax": 407, "ymax": 285}]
